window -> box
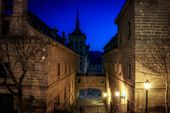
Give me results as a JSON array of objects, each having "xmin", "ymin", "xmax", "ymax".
[
  {"xmin": 118, "ymin": 63, "xmax": 122, "ymax": 76},
  {"xmin": 64, "ymin": 87, "xmax": 66, "ymax": 100},
  {"xmin": 69, "ymin": 83, "xmax": 70, "ymax": 92},
  {"xmin": 69, "ymin": 63, "xmax": 71, "ymax": 74},
  {"xmin": 168, "ymin": 15, "xmax": 170, "ymax": 33},
  {"xmin": 65, "ymin": 63, "xmax": 67, "ymax": 74},
  {"xmin": 71, "ymin": 63, "xmax": 73, "ymax": 72},
  {"xmin": 72, "ymin": 80, "xmax": 74, "ymax": 89},
  {"xmin": 57, "ymin": 63, "xmax": 60, "ymax": 77},
  {"xmin": 72, "ymin": 95, "xmax": 74, "ymax": 102},
  {"xmin": 78, "ymin": 78, "xmax": 81, "ymax": 84},
  {"xmin": 114, "ymin": 63, "xmax": 117, "ymax": 74},
  {"xmin": 127, "ymin": 100, "xmax": 130, "ymax": 112},
  {"xmin": 80, "ymin": 41, "xmax": 82, "ymax": 44},
  {"xmin": 2, "ymin": 20, "xmax": 10, "ymax": 35},
  {"xmin": 2, "ymin": 0, "xmax": 13, "ymax": 16},
  {"xmin": 128, "ymin": 21, "xmax": 131, "ymax": 40},
  {"xmin": 0, "ymin": 63, "xmax": 9, "ymax": 78},
  {"xmin": 127, "ymin": 64, "xmax": 131, "ymax": 79},
  {"xmin": 100, "ymin": 79, "xmax": 104, "ymax": 84},
  {"xmin": 119, "ymin": 32, "xmax": 122, "ymax": 45},
  {"xmin": 57, "ymin": 95, "xmax": 60, "ymax": 106}
]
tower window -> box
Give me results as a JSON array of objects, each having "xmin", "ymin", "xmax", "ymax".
[{"xmin": 2, "ymin": 0, "xmax": 13, "ymax": 16}]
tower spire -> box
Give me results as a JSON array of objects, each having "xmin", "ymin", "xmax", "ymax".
[{"xmin": 76, "ymin": 10, "xmax": 80, "ymax": 30}]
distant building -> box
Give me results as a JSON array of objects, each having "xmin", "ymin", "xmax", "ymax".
[
  {"xmin": 103, "ymin": 0, "xmax": 170, "ymax": 113},
  {"xmin": 87, "ymin": 51, "xmax": 103, "ymax": 74},
  {"xmin": 0, "ymin": 0, "xmax": 79, "ymax": 113},
  {"xmin": 68, "ymin": 12, "xmax": 89, "ymax": 73}
]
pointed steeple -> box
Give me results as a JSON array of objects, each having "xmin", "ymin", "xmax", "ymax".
[
  {"xmin": 76, "ymin": 10, "xmax": 80, "ymax": 30},
  {"xmin": 70, "ymin": 10, "xmax": 84, "ymax": 35}
]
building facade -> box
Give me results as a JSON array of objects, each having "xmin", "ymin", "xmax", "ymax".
[
  {"xmin": 103, "ymin": 0, "xmax": 170, "ymax": 112},
  {"xmin": 0, "ymin": 0, "xmax": 79, "ymax": 113},
  {"xmin": 68, "ymin": 12, "xmax": 89, "ymax": 73}
]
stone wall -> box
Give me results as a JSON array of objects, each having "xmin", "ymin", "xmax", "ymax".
[
  {"xmin": 103, "ymin": 48, "xmax": 135, "ymax": 113},
  {"xmin": 0, "ymin": 1, "xmax": 79, "ymax": 113},
  {"xmin": 103, "ymin": 0, "xmax": 135, "ymax": 112},
  {"xmin": 76, "ymin": 75, "xmax": 105, "ymax": 91},
  {"xmin": 134, "ymin": 0, "xmax": 170, "ymax": 112},
  {"xmin": 104, "ymin": 0, "xmax": 170, "ymax": 112},
  {"xmin": 46, "ymin": 42, "xmax": 79, "ymax": 113}
]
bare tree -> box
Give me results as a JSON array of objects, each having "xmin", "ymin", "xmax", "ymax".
[
  {"xmin": 137, "ymin": 38, "xmax": 170, "ymax": 113},
  {"xmin": 0, "ymin": 34, "xmax": 48, "ymax": 113}
]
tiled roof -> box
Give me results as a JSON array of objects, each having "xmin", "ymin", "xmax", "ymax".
[{"xmin": 27, "ymin": 10, "xmax": 65, "ymax": 44}]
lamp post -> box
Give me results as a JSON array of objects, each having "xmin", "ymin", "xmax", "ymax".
[
  {"xmin": 115, "ymin": 91, "xmax": 120, "ymax": 113},
  {"xmin": 144, "ymin": 80, "xmax": 151, "ymax": 113}
]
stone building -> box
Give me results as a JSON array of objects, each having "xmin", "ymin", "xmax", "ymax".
[
  {"xmin": 0, "ymin": 0, "xmax": 79, "ymax": 113},
  {"xmin": 68, "ymin": 12, "xmax": 89, "ymax": 73},
  {"xmin": 103, "ymin": 0, "xmax": 170, "ymax": 112}
]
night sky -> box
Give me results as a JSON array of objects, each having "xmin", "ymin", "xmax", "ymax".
[{"xmin": 28, "ymin": 0, "xmax": 126, "ymax": 51}]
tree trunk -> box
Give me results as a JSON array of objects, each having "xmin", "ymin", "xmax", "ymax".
[
  {"xmin": 165, "ymin": 83, "xmax": 169, "ymax": 113},
  {"xmin": 18, "ymin": 87, "xmax": 23, "ymax": 113},
  {"xmin": 18, "ymin": 95, "xmax": 23, "ymax": 113}
]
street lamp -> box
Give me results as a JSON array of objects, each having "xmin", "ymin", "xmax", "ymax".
[
  {"xmin": 115, "ymin": 91, "xmax": 120, "ymax": 112},
  {"xmin": 115, "ymin": 91, "xmax": 120, "ymax": 97},
  {"xmin": 144, "ymin": 80, "xmax": 151, "ymax": 113},
  {"xmin": 103, "ymin": 92, "xmax": 108, "ymax": 98}
]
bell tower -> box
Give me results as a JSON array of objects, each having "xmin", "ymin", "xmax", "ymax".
[{"xmin": 68, "ymin": 11, "xmax": 89, "ymax": 73}]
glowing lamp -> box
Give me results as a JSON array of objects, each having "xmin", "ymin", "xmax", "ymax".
[
  {"xmin": 115, "ymin": 91, "xmax": 120, "ymax": 97},
  {"xmin": 103, "ymin": 92, "xmax": 108, "ymax": 98},
  {"xmin": 144, "ymin": 80, "xmax": 151, "ymax": 90}
]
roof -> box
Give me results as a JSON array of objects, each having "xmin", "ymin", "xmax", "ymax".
[
  {"xmin": 27, "ymin": 10, "xmax": 65, "ymax": 43},
  {"xmin": 69, "ymin": 29, "xmax": 85, "ymax": 36},
  {"xmin": 69, "ymin": 11, "xmax": 86, "ymax": 36},
  {"xmin": 115, "ymin": 0, "xmax": 131, "ymax": 24},
  {"xmin": 103, "ymin": 34, "xmax": 118, "ymax": 53}
]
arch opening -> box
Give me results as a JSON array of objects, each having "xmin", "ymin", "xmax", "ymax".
[{"xmin": 78, "ymin": 88, "xmax": 102, "ymax": 99}]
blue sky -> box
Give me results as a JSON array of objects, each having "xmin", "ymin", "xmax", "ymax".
[{"xmin": 29, "ymin": 0, "xmax": 126, "ymax": 51}]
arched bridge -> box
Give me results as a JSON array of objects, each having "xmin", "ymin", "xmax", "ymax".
[{"xmin": 76, "ymin": 73, "xmax": 106, "ymax": 99}]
